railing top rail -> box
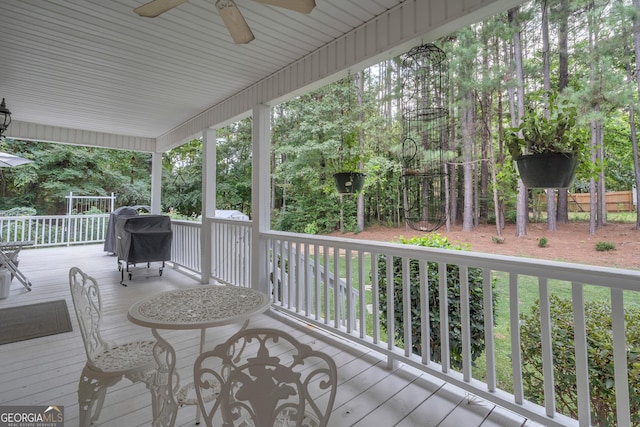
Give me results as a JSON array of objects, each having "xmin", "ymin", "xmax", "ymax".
[
  {"xmin": 205, "ymin": 217, "xmax": 251, "ymax": 226},
  {"xmin": 64, "ymin": 195, "xmax": 114, "ymax": 200},
  {"xmin": 262, "ymin": 230, "xmax": 640, "ymax": 291},
  {"xmin": 0, "ymin": 213, "xmax": 109, "ymax": 219}
]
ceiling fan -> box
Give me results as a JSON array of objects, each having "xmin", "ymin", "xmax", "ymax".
[{"xmin": 134, "ymin": 0, "xmax": 316, "ymax": 44}]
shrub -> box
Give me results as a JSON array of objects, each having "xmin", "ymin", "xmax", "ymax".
[
  {"xmin": 538, "ymin": 236, "xmax": 548, "ymax": 248},
  {"xmin": 492, "ymin": 236, "xmax": 505, "ymax": 244},
  {"xmin": 520, "ymin": 295, "xmax": 640, "ymax": 425},
  {"xmin": 595, "ymin": 241, "xmax": 616, "ymax": 252},
  {"xmin": 0, "ymin": 206, "xmax": 37, "ymax": 216},
  {"xmin": 377, "ymin": 234, "xmax": 496, "ymax": 369}
]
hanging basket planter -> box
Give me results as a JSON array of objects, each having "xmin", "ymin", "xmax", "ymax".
[
  {"xmin": 333, "ymin": 172, "xmax": 366, "ymax": 194},
  {"xmin": 516, "ymin": 152, "xmax": 578, "ymax": 188}
]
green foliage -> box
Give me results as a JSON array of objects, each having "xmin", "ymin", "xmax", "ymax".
[
  {"xmin": 595, "ymin": 241, "xmax": 616, "ymax": 252},
  {"xmin": 505, "ymin": 94, "xmax": 583, "ymax": 160},
  {"xmin": 377, "ymin": 234, "xmax": 495, "ymax": 369},
  {"xmin": 0, "ymin": 207, "xmax": 37, "ymax": 216},
  {"xmin": 520, "ymin": 295, "xmax": 640, "ymax": 425},
  {"xmin": 492, "ymin": 236, "xmax": 505, "ymax": 244},
  {"xmin": 303, "ymin": 222, "xmax": 319, "ymax": 235},
  {"xmin": 0, "ymin": 140, "xmax": 152, "ymax": 214},
  {"xmin": 538, "ymin": 236, "xmax": 548, "ymax": 248}
]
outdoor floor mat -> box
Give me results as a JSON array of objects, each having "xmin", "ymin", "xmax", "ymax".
[{"xmin": 0, "ymin": 299, "xmax": 72, "ymax": 345}]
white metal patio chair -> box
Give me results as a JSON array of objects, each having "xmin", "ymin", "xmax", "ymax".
[
  {"xmin": 193, "ymin": 327, "xmax": 338, "ymax": 427},
  {"xmin": 68, "ymin": 267, "xmax": 157, "ymax": 426}
]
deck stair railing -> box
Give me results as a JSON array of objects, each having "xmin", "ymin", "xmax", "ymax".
[{"xmin": 269, "ymin": 239, "xmax": 357, "ymax": 328}]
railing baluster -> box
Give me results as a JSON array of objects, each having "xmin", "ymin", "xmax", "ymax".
[
  {"xmin": 371, "ymin": 253, "xmax": 380, "ymax": 345},
  {"xmin": 538, "ymin": 277, "xmax": 556, "ymax": 417},
  {"xmin": 438, "ymin": 262, "xmax": 449, "ymax": 373},
  {"xmin": 346, "ymin": 248, "xmax": 353, "ymax": 333},
  {"xmin": 358, "ymin": 251, "xmax": 365, "ymax": 338},
  {"xmin": 386, "ymin": 255, "xmax": 394, "ymax": 353},
  {"xmin": 402, "ymin": 257, "xmax": 411, "ymax": 358},
  {"xmin": 460, "ymin": 265, "xmax": 471, "ymax": 382},
  {"xmin": 323, "ymin": 245, "xmax": 329, "ymax": 323},
  {"xmin": 483, "ymin": 269, "xmax": 496, "ymax": 392},
  {"xmin": 333, "ymin": 246, "xmax": 340, "ymax": 329},
  {"xmin": 302, "ymin": 243, "xmax": 313, "ymax": 316},
  {"xmin": 420, "ymin": 259, "xmax": 429, "ymax": 365},
  {"xmin": 510, "ymin": 272, "xmax": 524, "ymax": 404},
  {"xmin": 571, "ymin": 282, "xmax": 591, "ymax": 427},
  {"xmin": 314, "ymin": 244, "xmax": 320, "ymax": 320},
  {"xmin": 611, "ymin": 288, "xmax": 631, "ymax": 427}
]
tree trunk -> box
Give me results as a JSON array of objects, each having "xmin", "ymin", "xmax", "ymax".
[
  {"xmin": 589, "ymin": 121, "xmax": 597, "ymax": 235},
  {"xmin": 588, "ymin": 1, "xmax": 602, "ymax": 233},
  {"xmin": 596, "ymin": 122, "xmax": 605, "ymax": 228},
  {"xmin": 355, "ymin": 71, "xmax": 365, "ymax": 232},
  {"xmin": 271, "ymin": 150, "xmax": 276, "ymax": 211},
  {"xmin": 480, "ymin": 43, "xmax": 491, "ymax": 224},
  {"xmin": 463, "ymin": 90, "xmax": 474, "ymax": 232},
  {"xmin": 632, "ymin": 0, "xmax": 640, "ymax": 230},
  {"xmin": 497, "ymin": 76, "xmax": 505, "ymax": 231},
  {"xmin": 556, "ymin": 0, "xmax": 570, "ymax": 223},
  {"xmin": 509, "ymin": 7, "xmax": 527, "ymax": 237},
  {"xmin": 541, "ymin": 0, "xmax": 557, "ymax": 231},
  {"xmin": 449, "ymin": 92, "xmax": 458, "ymax": 226}
]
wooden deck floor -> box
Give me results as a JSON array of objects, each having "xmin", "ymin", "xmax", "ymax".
[{"xmin": 0, "ymin": 244, "xmax": 540, "ymax": 426}]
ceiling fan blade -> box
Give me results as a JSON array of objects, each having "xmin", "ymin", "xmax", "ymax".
[
  {"xmin": 253, "ymin": 0, "xmax": 315, "ymax": 14},
  {"xmin": 134, "ymin": 0, "xmax": 189, "ymax": 17},
  {"xmin": 216, "ymin": 0, "xmax": 255, "ymax": 44}
]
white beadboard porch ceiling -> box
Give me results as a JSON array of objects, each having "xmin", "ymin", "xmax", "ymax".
[{"xmin": 0, "ymin": 0, "xmax": 524, "ymax": 151}]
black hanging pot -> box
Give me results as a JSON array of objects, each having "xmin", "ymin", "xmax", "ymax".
[
  {"xmin": 333, "ymin": 172, "xmax": 366, "ymax": 193},
  {"xmin": 516, "ymin": 152, "xmax": 578, "ymax": 188}
]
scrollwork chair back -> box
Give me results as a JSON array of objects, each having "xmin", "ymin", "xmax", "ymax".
[
  {"xmin": 194, "ymin": 328, "xmax": 338, "ymax": 427},
  {"xmin": 69, "ymin": 267, "xmax": 157, "ymax": 427}
]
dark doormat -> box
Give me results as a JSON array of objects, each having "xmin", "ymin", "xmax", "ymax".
[{"xmin": 0, "ymin": 300, "xmax": 73, "ymax": 345}]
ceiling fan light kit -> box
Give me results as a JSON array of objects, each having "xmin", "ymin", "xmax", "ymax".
[{"xmin": 134, "ymin": 0, "xmax": 316, "ymax": 44}]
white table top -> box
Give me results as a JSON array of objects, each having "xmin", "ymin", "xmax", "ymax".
[{"xmin": 127, "ymin": 285, "xmax": 271, "ymax": 330}]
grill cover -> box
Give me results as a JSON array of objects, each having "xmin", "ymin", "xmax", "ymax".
[
  {"xmin": 115, "ymin": 215, "xmax": 172, "ymax": 264},
  {"xmin": 104, "ymin": 206, "xmax": 139, "ymax": 253}
]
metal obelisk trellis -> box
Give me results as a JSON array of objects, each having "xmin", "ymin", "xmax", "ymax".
[{"xmin": 400, "ymin": 43, "xmax": 449, "ymax": 231}]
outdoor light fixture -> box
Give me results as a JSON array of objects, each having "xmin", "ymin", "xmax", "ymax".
[{"xmin": 0, "ymin": 98, "xmax": 11, "ymax": 139}]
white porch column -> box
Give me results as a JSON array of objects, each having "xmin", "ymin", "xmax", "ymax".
[
  {"xmin": 150, "ymin": 151, "xmax": 163, "ymax": 214},
  {"xmin": 251, "ymin": 104, "xmax": 270, "ymax": 293},
  {"xmin": 200, "ymin": 128, "xmax": 216, "ymax": 284}
]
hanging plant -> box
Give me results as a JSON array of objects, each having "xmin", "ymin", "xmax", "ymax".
[
  {"xmin": 333, "ymin": 129, "xmax": 366, "ymax": 193},
  {"xmin": 505, "ymin": 95, "xmax": 583, "ymax": 188}
]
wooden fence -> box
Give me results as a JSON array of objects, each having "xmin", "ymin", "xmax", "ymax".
[{"xmin": 538, "ymin": 190, "xmax": 635, "ymax": 212}]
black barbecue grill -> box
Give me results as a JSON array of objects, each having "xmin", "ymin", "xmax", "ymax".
[{"xmin": 115, "ymin": 214, "xmax": 172, "ymax": 285}]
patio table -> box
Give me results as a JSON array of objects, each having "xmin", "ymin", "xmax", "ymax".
[{"xmin": 127, "ymin": 285, "xmax": 271, "ymax": 427}]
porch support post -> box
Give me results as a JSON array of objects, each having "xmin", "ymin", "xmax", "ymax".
[
  {"xmin": 201, "ymin": 128, "xmax": 216, "ymax": 284},
  {"xmin": 251, "ymin": 104, "xmax": 270, "ymax": 294},
  {"xmin": 150, "ymin": 151, "xmax": 162, "ymax": 214}
]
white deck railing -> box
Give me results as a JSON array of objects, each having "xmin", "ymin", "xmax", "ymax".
[
  {"xmin": 176, "ymin": 219, "xmax": 640, "ymax": 425},
  {"xmin": 0, "ymin": 214, "xmax": 109, "ymax": 246},
  {"xmin": 260, "ymin": 230, "xmax": 640, "ymax": 427},
  {"xmin": 6, "ymin": 214, "xmax": 636, "ymax": 425}
]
